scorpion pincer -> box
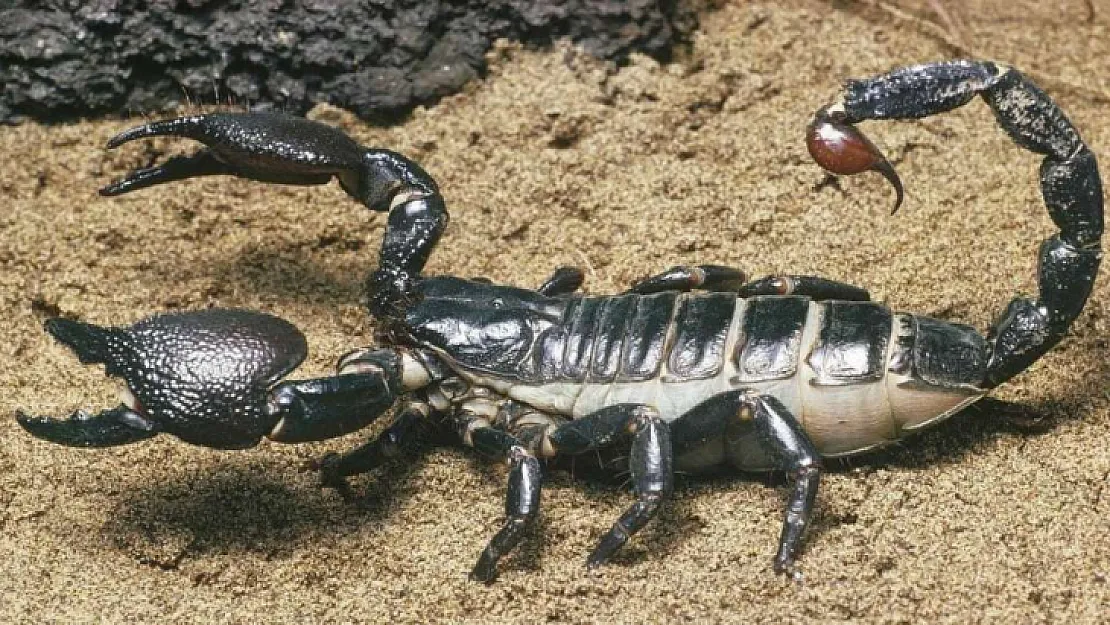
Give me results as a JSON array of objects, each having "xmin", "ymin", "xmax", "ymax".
[{"xmin": 17, "ymin": 61, "xmax": 1102, "ymax": 581}]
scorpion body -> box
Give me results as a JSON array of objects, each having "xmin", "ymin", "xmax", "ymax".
[
  {"xmin": 403, "ymin": 278, "xmax": 986, "ymax": 470},
  {"xmin": 17, "ymin": 60, "xmax": 1103, "ymax": 581}
]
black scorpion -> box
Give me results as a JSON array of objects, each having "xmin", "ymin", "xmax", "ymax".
[{"xmin": 17, "ymin": 61, "xmax": 1103, "ymax": 581}]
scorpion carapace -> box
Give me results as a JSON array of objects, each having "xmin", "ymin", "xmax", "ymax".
[{"xmin": 17, "ymin": 60, "xmax": 1103, "ymax": 581}]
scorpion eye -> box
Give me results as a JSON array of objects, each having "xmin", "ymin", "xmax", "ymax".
[{"xmin": 806, "ymin": 107, "xmax": 904, "ymax": 213}]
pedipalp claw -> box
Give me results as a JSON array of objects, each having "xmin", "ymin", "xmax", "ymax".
[
  {"xmin": 41, "ymin": 317, "xmax": 117, "ymax": 366},
  {"xmin": 16, "ymin": 406, "xmax": 158, "ymax": 448},
  {"xmin": 99, "ymin": 150, "xmax": 234, "ymax": 197},
  {"xmin": 100, "ymin": 112, "xmax": 368, "ymax": 196},
  {"xmin": 806, "ymin": 106, "xmax": 905, "ymax": 213},
  {"xmin": 19, "ymin": 309, "xmax": 308, "ymax": 450}
]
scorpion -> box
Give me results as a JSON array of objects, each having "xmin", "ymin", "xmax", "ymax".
[{"xmin": 16, "ymin": 61, "xmax": 1103, "ymax": 582}]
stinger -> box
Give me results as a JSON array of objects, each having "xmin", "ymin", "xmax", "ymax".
[{"xmin": 806, "ymin": 105, "xmax": 905, "ymax": 213}]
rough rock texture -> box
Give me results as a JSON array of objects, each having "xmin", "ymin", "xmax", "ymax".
[{"xmin": 0, "ymin": 0, "xmax": 696, "ymax": 125}]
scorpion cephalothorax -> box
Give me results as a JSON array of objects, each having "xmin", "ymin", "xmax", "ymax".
[{"xmin": 17, "ymin": 60, "xmax": 1102, "ymax": 582}]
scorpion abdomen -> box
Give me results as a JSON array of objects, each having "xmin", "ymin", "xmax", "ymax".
[{"xmin": 451, "ymin": 291, "xmax": 989, "ymax": 470}]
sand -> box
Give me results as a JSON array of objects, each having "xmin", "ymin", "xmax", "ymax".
[{"xmin": 2, "ymin": 1, "xmax": 1108, "ymax": 622}]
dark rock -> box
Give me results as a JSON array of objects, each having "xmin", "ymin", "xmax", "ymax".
[{"xmin": 0, "ymin": 1, "xmax": 697, "ymax": 125}]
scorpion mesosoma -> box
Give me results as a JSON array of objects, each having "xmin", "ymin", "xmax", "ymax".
[{"xmin": 17, "ymin": 61, "xmax": 1103, "ymax": 581}]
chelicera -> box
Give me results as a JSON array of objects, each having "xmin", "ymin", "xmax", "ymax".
[{"xmin": 18, "ymin": 60, "xmax": 1103, "ymax": 582}]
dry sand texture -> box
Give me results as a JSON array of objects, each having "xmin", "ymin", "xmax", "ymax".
[{"xmin": 2, "ymin": 0, "xmax": 1109, "ymax": 622}]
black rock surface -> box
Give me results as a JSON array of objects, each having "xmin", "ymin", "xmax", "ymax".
[{"xmin": 0, "ymin": 1, "xmax": 697, "ymax": 125}]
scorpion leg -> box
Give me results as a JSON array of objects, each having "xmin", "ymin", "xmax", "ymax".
[
  {"xmin": 453, "ymin": 411, "xmax": 543, "ymax": 583},
  {"xmin": 537, "ymin": 266, "xmax": 586, "ymax": 296},
  {"xmin": 314, "ymin": 399, "xmax": 432, "ymax": 491},
  {"xmin": 544, "ymin": 404, "xmax": 674, "ymax": 568},
  {"xmin": 465, "ymin": 266, "xmax": 584, "ymax": 296},
  {"xmin": 101, "ymin": 112, "xmax": 448, "ymax": 318},
  {"xmin": 629, "ymin": 265, "xmax": 747, "ymax": 294},
  {"xmin": 809, "ymin": 60, "xmax": 1102, "ymax": 387},
  {"xmin": 631, "ymin": 266, "xmax": 869, "ymax": 301},
  {"xmin": 670, "ymin": 390, "xmax": 819, "ymax": 575},
  {"xmin": 737, "ymin": 275, "xmax": 870, "ymax": 301}
]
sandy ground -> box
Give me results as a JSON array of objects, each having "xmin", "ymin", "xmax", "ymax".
[{"xmin": 2, "ymin": 1, "xmax": 1108, "ymax": 622}]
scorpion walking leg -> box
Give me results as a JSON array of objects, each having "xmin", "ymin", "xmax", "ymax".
[
  {"xmin": 737, "ymin": 275, "xmax": 870, "ymax": 301},
  {"xmin": 670, "ymin": 390, "xmax": 819, "ymax": 574},
  {"xmin": 454, "ymin": 412, "xmax": 543, "ymax": 583},
  {"xmin": 537, "ymin": 266, "xmax": 586, "ymax": 296},
  {"xmin": 543, "ymin": 404, "xmax": 674, "ymax": 568},
  {"xmin": 809, "ymin": 60, "xmax": 1103, "ymax": 387},
  {"xmin": 630, "ymin": 265, "xmax": 869, "ymax": 301},
  {"xmin": 314, "ymin": 400, "xmax": 432, "ymax": 492},
  {"xmin": 630, "ymin": 265, "xmax": 747, "ymax": 294},
  {"xmin": 466, "ymin": 266, "xmax": 583, "ymax": 295}
]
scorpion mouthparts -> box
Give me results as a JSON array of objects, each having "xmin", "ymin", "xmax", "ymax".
[{"xmin": 806, "ymin": 111, "xmax": 905, "ymax": 213}]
